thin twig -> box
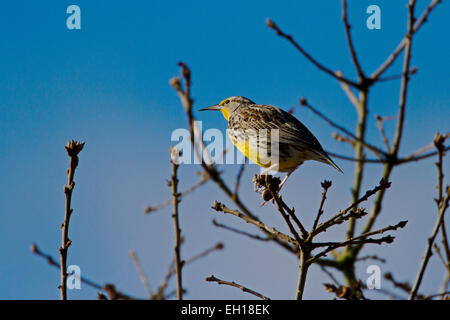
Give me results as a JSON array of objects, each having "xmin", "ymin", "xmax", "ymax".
[
  {"xmin": 309, "ymin": 236, "xmax": 396, "ymax": 264},
  {"xmin": 145, "ymin": 172, "xmax": 209, "ymax": 214},
  {"xmin": 377, "ymin": 67, "xmax": 418, "ymax": 82},
  {"xmin": 375, "ymin": 115, "xmax": 395, "ymax": 152},
  {"xmin": 311, "ymin": 220, "xmax": 407, "ymax": 250},
  {"xmin": 423, "ymin": 291, "xmax": 450, "ymax": 300},
  {"xmin": 341, "ymin": 0, "xmax": 364, "ymax": 79},
  {"xmin": 391, "ymin": 0, "xmax": 416, "ymax": 155},
  {"xmin": 300, "ymin": 97, "xmax": 385, "ymax": 158},
  {"xmin": 129, "ymin": 250, "xmax": 153, "ymax": 299},
  {"xmin": 280, "ymin": 197, "xmax": 309, "ymax": 240},
  {"xmin": 169, "ymin": 147, "xmax": 183, "ymax": 300},
  {"xmin": 206, "ymin": 275, "xmax": 270, "ymax": 300},
  {"xmin": 327, "ymin": 151, "xmax": 383, "ymax": 163},
  {"xmin": 311, "ymin": 181, "xmax": 332, "ymax": 234},
  {"xmin": 211, "ymin": 201, "xmax": 298, "ymax": 247},
  {"xmin": 327, "ymin": 145, "xmax": 450, "ymax": 165},
  {"xmin": 434, "ymin": 134, "xmax": 450, "ymax": 276},
  {"xmin": 409, "ymin": 140, "xmax": 450, "ymax": 302},
  {"xmin": 355, "ymin": 255, "xmax": 386, "ymax": 263},
  {"xmin": 409, "ymin": 189, "xmax": 450, "ymax": 299},
  {"xmin": 234, "ymin": 163, "xmax": 246, "ymax": 197},
  {"xmin": 349, "ymin": 220, "xmax": 407, "ymax": 243},
  {"xmin": 434, "ymin": 244, "xmax": 450, "ymax": 273},
  {"xmin": 271, "ymin": 193, "xmax": 305, "ymax": 243},
  {"xmin": 59, "ymin": 140, "xmax": 84, "ymax": 300},
  {"xmin": 266, "ymin": 19, "xmax": 360, "ymax": 88},
  {"xmin": 320, "ymin": 265, "xmax": 341, "ymax": 286},
  {"xmin": 32, "ymin": 243, "xmax": 136, "ymax": 299},
  {"xmin": 337, "ymin": 72, "xmax": 360, "ymax": 109},
  {"xmin": 154, "ymin": 242, "xmax": 223, "ymax": 300},
  {"xmin": 370, "ymin": 0, "xmax": 442, "ymax": 81},
  {"xmin": 333, "ymin": 132, "xmax": 356, "ymax": 148},
  {"xmin": 398, "ymin": 144, "xmax": 450, "ymax": 164},
  {"xmin": 313, "ymin": 179, "xmax": 391, "ymax": 236},
  {"xmin": 384, "ymin": 272, "xmax": 426, "ymax": 299},
  {"xmin": 185, "ymin": 242, "xmax": 224, "ymax": 267},
  {"xmin": 212, "ymin": 219, "xmax": 273, "ymax": 242}
]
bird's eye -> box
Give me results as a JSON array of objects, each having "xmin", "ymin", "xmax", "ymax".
[{"xmin": 225, "ymin": 100, "xmax": 230, "ymax": 104}]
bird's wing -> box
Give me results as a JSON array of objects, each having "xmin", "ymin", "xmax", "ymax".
[{"xmin": 228, "ymin": 104, "xmax": 324, "ymax": 151}]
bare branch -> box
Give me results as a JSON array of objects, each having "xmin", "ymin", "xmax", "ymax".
[
  {"xmin": 266, "ymin": 18, "xmax": 360, "ymax": 88},
  {"xmin": 313, "ymin": 179, "xmax": 391, "ymax": 236},
  {"xmin": 234, "ymin": 163, "xmax": 246, "ymax": 197},
  {"xmin": 433, "ymin": 244, "xmax": 450, "ymax": 274},
  {"xmin": 328, "ymin": 143, "xmax": 449, "ymax": 165},
  {"xmin": 212, "ymin": 219, "xmax": 273, "ymax": 242},
  {"xmin": 59, "ymin": 140, "xmax": 84, "ymax": 300},
  {"xmin": 398, "ymin": 144, "xmax": 450, "ymax": 164},
  {"xmin": 337, "ymin": 72, "xmax": 360, "ymax": 108},
  {"xmin": 384, "ymin": 272, "xmax": 425, "ymax": 300},
  {"xmin": 206, "ymin": 275, "xmax": 270, "ymax": 300},
  {"xmin": 377, "ymin": 66, "xmax": 418, "ymax": 82},
  {"xmin": 355, "ymin": 255, "xmax": 386, "ymax": 263},
  {"xmin": 409, "ymin": 134, "xmax": 450, "ymax": 299},
  {"xmin": 145, "ymin": 172, "xmax": 209, "ymax": 214},
  {"xmin": 154, "ymin": 242, "xmax": 223, "ymax": 300},
  {"xmin": 341, "ymin": 0, "xmax": 364, "ymax": 79},
  {"xmin": 391, "ymin": 0, "xmax": 416, "ymax": 155},
  {"xmin": 309, "ymin": 236, "xmax": 396, "ymax": 264},
  {"xmin": 434, "ymin": 134, "xmax": 450, "ymax": 272},
  {"xmin": 275, "ymin": 194, "xmax": 308, "ymax": 241},
  {"xmin": 129, "ymin": 250, "xmax": 153, "ymax": 299},
  {"xmin": 333, "ymin": 132, "xmax": 356, "ymax": 148},
  {"xmin": 169, "ymin": 147, "xmax": 183, "ymax": 300},
  {"xmin": 32, "ymin": 243, "xmax": 136, "ymax": 300},
  {"xmin": 320, "ymin": 266, "xmax": 341, "ymax": 286},
  {"xmin": 409, "ymin": 187, "xmax": 450, "ymax": 299},
  {"xmin": 185, "ymin": 242, "xmax": 224, "ymax": 267},
  {"xmin": 311, "ymin": 180, "xmax": 332, "ymax": 234},
  {"xmin": 375, "ymin": 115, "xmax": 395, "ymax": 152},
  {"xmin": 370, "ymin": 0, "xmax": 442, "ymax": 81},
  {"xmin": 211, "ymin": 201, "xmax": 299, "ymax": 248},
  {"xmin": 300, "ymin": 97, "xmax": 386, "ymax": 158},
  {"xmin": 327, "ymin": 151, "xmax": 384, "ymax": 164}
]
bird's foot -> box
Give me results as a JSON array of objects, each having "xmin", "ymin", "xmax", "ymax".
[
  {"xmin": 259, "ymin": 199, "xmax": 275, "ymax": 207},
  {"xmin": 259, "ymin": 200, "xmax": 269, "ymax": 207}
]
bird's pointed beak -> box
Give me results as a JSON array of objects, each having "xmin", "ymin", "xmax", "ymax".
[{"xmin": 199, "ymin": 105, "xmax": 221, "ymax": 111}]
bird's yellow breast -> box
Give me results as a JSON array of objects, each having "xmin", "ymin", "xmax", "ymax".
[
  {"xmin": 228, "ymin": 132, "xmax": 302, "ymax": 172},
  {"xmin": 231, "ymin": 135, "xmax": 271, "ymax": 169}
]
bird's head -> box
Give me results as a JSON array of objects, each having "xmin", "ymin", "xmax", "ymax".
[{"xmin": 200, "ymin": 96, "xmax": 255, "ymax": 120}]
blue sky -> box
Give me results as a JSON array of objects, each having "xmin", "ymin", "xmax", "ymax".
[{"xmin": 0, "ymin": 0, "xmax": 449, "ymax": 299}]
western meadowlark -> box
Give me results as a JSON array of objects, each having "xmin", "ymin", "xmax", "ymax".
[{"xmin": 200, "ymin": 96, "xmax": 342, "ymax": 190}]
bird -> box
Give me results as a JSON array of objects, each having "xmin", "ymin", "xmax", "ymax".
[{"xmin": 200, "ymin": 96, "xmax": 342, "ymax": 191}]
